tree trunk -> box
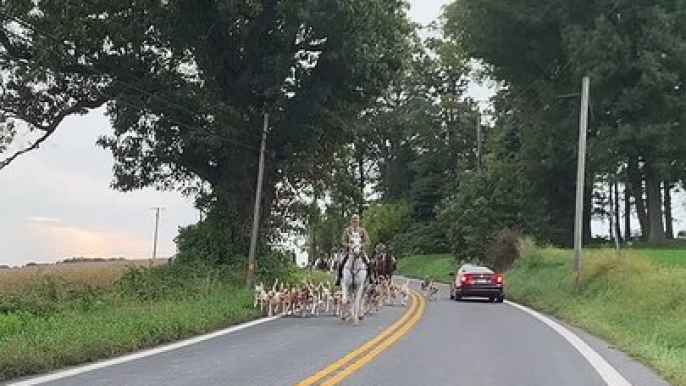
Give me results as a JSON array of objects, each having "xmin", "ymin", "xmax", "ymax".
[
  {"xmin": 623, "ymin": 185, "xmax": 632, "ymax": 241},
  {"xmin": 627, "ymin": 158, "xmax": 649, "ymax": 239},
  {"xmin": 583, "ymin": 184, "xmax": 593, "ymax": 245},
  {"xmin": 607, "ymin": 182, "xmax": 614, "ymax": 238},
  {"xmin": 645, "ymin": 170, "xmax": 666, "ymax": 244},
  {"xmin": 664, "ymin": 182, "xmax": 674, "ymax": 239},
  {"xmin": 356, "ymin": 143, "xmax": 365, "ymax": 215},
  {"xmin": 613, "ymin": 179, "xmax": 623, "ymax": 243}
]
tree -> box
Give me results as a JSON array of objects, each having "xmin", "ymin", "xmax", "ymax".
[
  {"xmin": 443, "ymin": 0, "xmax": 686, "ymax": 246},
  {"xmin": 1, "ymin": 0, "xmax": 413, "ymax": 259}
]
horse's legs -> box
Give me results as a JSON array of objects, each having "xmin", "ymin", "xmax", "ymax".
[
  {"xmin": 340, "ymin": 283, "xmax": 349, "ymax": 320},
  {"xmin": 352, "ymin": 287, "xmax": 363, "ymax": 325}
]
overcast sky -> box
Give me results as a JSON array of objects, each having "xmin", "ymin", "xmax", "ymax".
[{"xmin": 3, "ymin": 1, "xmax": 673, "ymax": 267}]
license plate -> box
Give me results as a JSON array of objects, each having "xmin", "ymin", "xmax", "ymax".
[{"xmin": 475, "ymin": 279, "xmax": 489, "ymax": 284}]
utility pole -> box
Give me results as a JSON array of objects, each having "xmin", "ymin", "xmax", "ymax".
[
  {"xmin": 247, "ymin": 111, "xmax": 269, "ymax": 289},
  {"xmin": 151, "ymin": 207, "xmax": 164, "ymax": 260},
  {"xmin": 573, "ymin": 76, "xmax": 590, "ymax": 290},
  {"xmin": 476, "ymin": 111, "xmax": 482, "ymax": 172}
]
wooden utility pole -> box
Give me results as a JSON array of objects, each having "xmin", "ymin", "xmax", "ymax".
[
  {"xmin": 573, "ymin": 76, "xmax": 590, "ymax": 290},
  {"xmin": 476, "ymin": 111, "xmax": 482, "ymax": 172},
  {"xmin": 247, "ymin": 112, "xmax": 269, "ymax": 289},
  {"xmin": 151, "ymin": 207, "xmax": 164, "ymax": 260}
]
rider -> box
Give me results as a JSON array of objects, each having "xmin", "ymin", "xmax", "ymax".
[
  {"xmin": 335, "ymin": 214, "xmax": 370, "ymax": 286},
  {"xmin": 373, "ymin": 242, "xmax": 397, "ymax": 281}
]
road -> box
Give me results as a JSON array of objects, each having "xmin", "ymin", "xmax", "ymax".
[{"xmin": 6, "ymin": 279, "xmax": 671, "ymax": 386}]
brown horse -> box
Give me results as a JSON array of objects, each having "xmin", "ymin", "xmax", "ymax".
[{"xmin": 372, "ymin": 244, "xmax": 396, "ymax": 283}]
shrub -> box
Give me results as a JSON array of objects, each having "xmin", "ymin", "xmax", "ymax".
[{"xmin": 484, "ymin": 228, "xmax": 521, "ymax": 272}]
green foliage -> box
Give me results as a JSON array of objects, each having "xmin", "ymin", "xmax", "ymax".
[
  {"xmin": 396, "ymin": 254, "xmax": 455, "ymax": 284},
  {"xmin": 438, "ymin": 160, "xmax": 546, "ymax": 262},
  {"xmin": 442, "ymin": 0, "xmax": 686, "ymax": 245},
  {"xmin": 362, "ymin": 201, "xmax": 412, "ymax": 247},
  {"xmin": 484, "ymin": 228, "xmax": 522, "ymax": 272},
  {"xmin": 0, "ymin": 0, "xmax": 413, "ymax": 255},
  {"xmin": 174, "ymin": 215, "xmax": 240, "ymax": 266},
  {"xmin": 395, "ymin": 222, "xmax": 451, "ymax": 256}
]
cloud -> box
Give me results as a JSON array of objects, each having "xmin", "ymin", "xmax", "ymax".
[
  {"xmin": 25, "ymin": 218, "xmax": 154, "ymax": 259},
  {"xmin": 26, "ymin": 216, "xmax": 60, "ymax": 223}
]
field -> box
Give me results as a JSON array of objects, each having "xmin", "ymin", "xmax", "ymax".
[
  {"xmin": 632, "ymin": 248, "xmax": 686, "ymax": 268},
  {"xmin": 396, "ymin": 253, "xmax": 454, "ymax": 284},
  {"xmin": 396, "ymin": 244, "xmax": 686, "ymax": 385},
  {"xmin": 0, "ymin": 258, "xmax": 298, "ymax": 382},
  {"xmin": 0, "ymin": 259, "xmax": 169, "ymax": 295}
]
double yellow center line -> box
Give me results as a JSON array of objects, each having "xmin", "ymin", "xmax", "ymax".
[{"xmin": 295, "ymin": 290, "xmax": 426, "ymax": 386}]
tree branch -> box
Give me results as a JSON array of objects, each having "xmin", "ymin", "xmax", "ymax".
[
  {"xmin": 0, "ymin": 95, "xmax": 109, "ymax": 170},
  {"xmin": 294, "ymin": 41, "xmax": 326, "ymax": 52},
  {"xmin": 0, "ymin": 28, "xmax": 32, "ymax": 60}
]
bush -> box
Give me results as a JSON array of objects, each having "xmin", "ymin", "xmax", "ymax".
[
  {"xmin": 438, "ymin": 160, "xmax": 546, "ymax": 262},
  {"xmin": 363, "ymin": 201, "xmax": 412, "ymax": 248},
  {"xmin": 395, "ymin": 222, "xmax": 450, "ymax": 256},
  {"xmin": 484, "ymin": 228, "xmax": 521, "ymax": 272}
]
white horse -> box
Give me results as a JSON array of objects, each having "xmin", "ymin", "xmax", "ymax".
[{"xmin": 341, "ymin": 238, "xmax": 368, "ymax": 326}]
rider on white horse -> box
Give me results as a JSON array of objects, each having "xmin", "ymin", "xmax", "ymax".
[{"xmin": 335, "ymin": 214, "xmax": 370, "ymax": 286}]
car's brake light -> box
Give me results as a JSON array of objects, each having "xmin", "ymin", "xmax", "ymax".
[
  {"xmin": 461, "ymin": 274, "xmax": 471, "ymax": 283},
  {"xmin": 492, "ymin": 274, "xmax": 503, "ymax": 284}
]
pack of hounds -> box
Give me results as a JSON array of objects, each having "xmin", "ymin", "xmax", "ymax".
[{"xmin": 253, "ymin": 277, "xmax": 411, "ymax": 318}]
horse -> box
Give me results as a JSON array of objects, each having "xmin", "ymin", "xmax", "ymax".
[
  {"xmin": 328, "ymin": 252, "xmax": 341, "ymax": 281},
  {"xmin": 340, "ymin": 239, "xmax": 368, "ymax": 326},
  {"xmin": 372, "ymin": 244, "xmax": 396, "ymax": 284}
]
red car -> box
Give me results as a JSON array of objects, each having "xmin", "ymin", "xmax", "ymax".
[{"xmin": 449, "ymin": 264, "xmax": 504, "ymax": 303}]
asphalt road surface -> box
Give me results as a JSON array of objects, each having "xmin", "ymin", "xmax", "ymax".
[{"xmin": 6, "ymin": 278, "xmax": 671, "ymax": 386}]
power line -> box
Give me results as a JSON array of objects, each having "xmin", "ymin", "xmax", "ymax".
[{"xmin": 484, "ymin": 0, "xmax": 625, "ymax": 131}]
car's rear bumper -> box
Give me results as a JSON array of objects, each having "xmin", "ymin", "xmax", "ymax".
[{"xmin": 455, "ymin": 285, "xmax": 503, "ymax": 298}]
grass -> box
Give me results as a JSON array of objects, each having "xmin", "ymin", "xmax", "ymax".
[
  {"xmin": 396, "ymin": 254, "xmax": 454, "ymax": 284},
  {"xmin": 0, "ymin": 259, "xmax": 300, "ymax": 382},
  {"xmin": 397, "ymin": 245, "xmax": 686, "ymax": 385},
  {"xmin": 631, "ymin": 249, "xmax": 686, "ymax": 268},
  {"xmin": 0, "ymin": 259, "xmax": 168, "ymax": 295}
]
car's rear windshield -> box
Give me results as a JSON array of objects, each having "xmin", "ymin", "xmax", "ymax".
[{"xmin": 460, "ymin": 265, "xmax": 494, "ymax": 274}]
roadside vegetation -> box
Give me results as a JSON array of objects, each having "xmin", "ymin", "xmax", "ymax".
[
  {"xmin": 396, "ymin": 242, "xmax": 686, "ymax": 386},
  {"xmin": 0, "ymin": 257, "xmax": 307, "ymax": 382}
]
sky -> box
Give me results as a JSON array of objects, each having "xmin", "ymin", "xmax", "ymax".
[{"xmin": 1, "ymin": 0, "xmax": 678, "ymax": 267}]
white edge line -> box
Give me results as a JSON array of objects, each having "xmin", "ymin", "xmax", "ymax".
[
  {"xmin": 505, "ymin": 300, "xmax": 632, "ymax": 386},
  {"xmin": 7, "ymin": 315, "xmax": 281, "ymax": 386},
  {"xmin": 399, "ymin": 276, "xmax": 632, "ymax": 386}
]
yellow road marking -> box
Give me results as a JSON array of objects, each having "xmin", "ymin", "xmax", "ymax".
[
  {"xmin": 295, "ymin": 292, "xmax": 418, "ymax": 386},
  {"xmin": 321, "ymin": 292, "xmax": 426, "ymax": 385},
  {"xmin": 295, "ymin": 290, "xmax": 425, "ymax": 386}
]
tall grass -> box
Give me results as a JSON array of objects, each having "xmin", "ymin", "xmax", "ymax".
[
  {"xmin": 507, "ymin": 240, "xmax": 686, "ymax": 386},
  {"xmin": 0, "ymin": 260, "xmax": 299, "ymax": 382},
  {"xmin": 0, "ymin": 259, "xmax": 168, "ymax": 295}
]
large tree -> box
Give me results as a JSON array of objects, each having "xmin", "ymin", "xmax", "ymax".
[
  {"xmin": 443, "ymin": 0, "xmax": 686, "ymax": 245},
  {"xmin": 0, "ymin": 0, "xmax": 412, "ymax": 257}
]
